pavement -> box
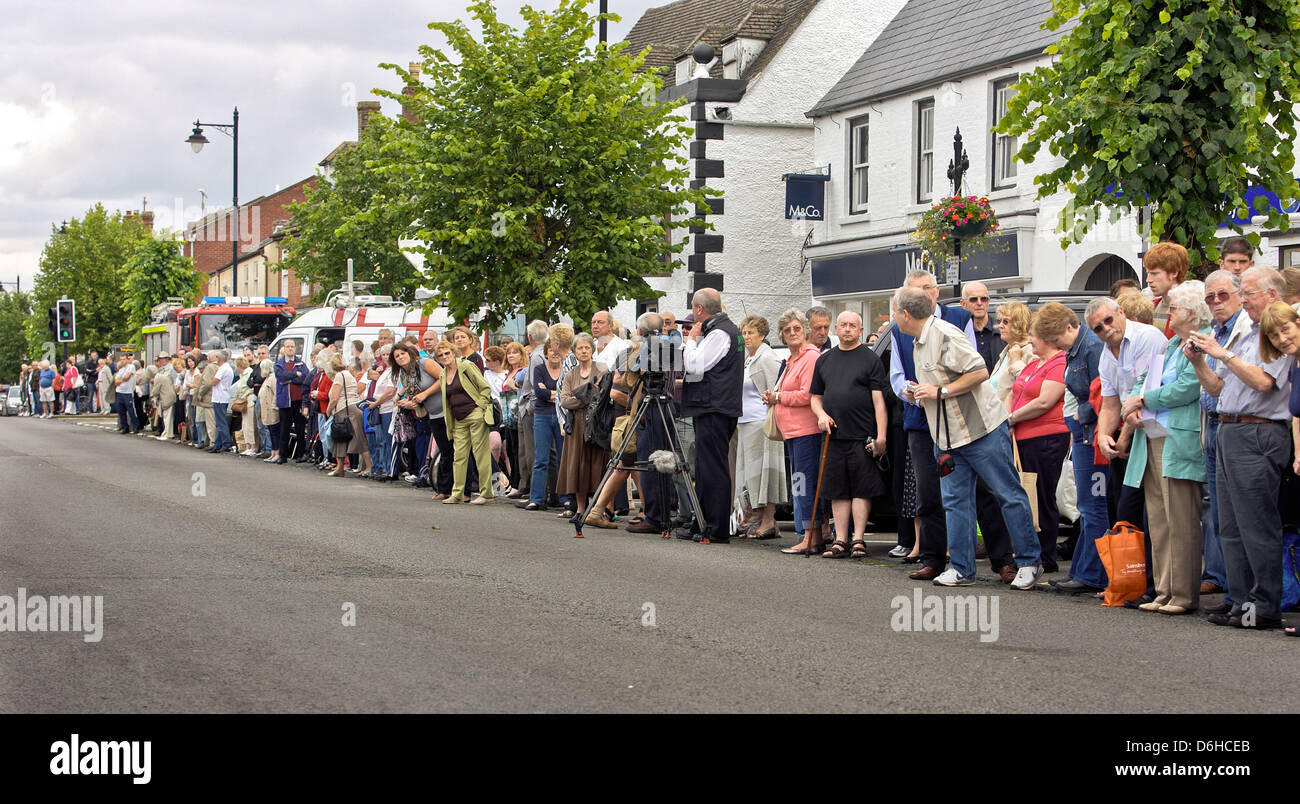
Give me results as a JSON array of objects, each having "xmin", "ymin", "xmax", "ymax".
[{"xmin": 1, "ymin": 414, "xmax": 1296, "ymax": 713}]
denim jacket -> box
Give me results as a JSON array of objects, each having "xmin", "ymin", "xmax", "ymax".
[{"xmin": 1063, "ymin": 325, "xmax": 1105, "ymax": 441}]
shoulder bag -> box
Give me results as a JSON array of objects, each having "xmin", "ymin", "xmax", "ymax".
[
  {"xmin": 763, "ymin": 356, "xmax": 788, "ymax": 441},
  {"xmin": 330, "ymin": 375, "xmax": 355, "ymax": 444}
]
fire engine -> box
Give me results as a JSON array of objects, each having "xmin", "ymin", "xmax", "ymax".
[
  {"xmin": 141, "ymin": 296, "xmax": 297, "ymax": 363},
  {"xmin": 268, "ymin": 280, "xmax": 524, "ymax": 358}
]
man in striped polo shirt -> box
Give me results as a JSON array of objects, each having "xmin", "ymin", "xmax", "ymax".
[{"xmin": 895, "ymin": 287, "xmax": 1042, "ymax": 590}]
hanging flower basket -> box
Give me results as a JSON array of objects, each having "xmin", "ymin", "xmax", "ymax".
[{"xmin": 911, "ymin": 195, "xmax": 1000, "ymax": 259}]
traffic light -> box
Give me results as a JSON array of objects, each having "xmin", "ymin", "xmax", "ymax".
[
  {"xmin": 56, "ymin": 299, "xmax": 76, "ymax": 343},
  {"xmin": 47, "ymin": 306, "xmax": 57, "ymax": 335}
]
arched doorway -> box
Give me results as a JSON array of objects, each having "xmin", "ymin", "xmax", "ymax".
[{"xmin": 1074, "ymin": 253, "xmax": 1138, "ymax": 292}]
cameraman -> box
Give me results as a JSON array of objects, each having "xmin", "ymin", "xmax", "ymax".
[{"xmin": 679, "ymin": 289, "xmax": 744, "ymax": 543}]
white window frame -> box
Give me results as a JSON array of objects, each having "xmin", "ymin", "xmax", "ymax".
[
  {"xmin": 992, "ymin": 76, "xmax": 1019, "ymax": 189},
  {"xmin": 849, "ymin": 116, "xmax": 870, "ymax": 214},
  {"xmin": 916, "ymin": 99, "xmax": 935, "ymax": 203}
]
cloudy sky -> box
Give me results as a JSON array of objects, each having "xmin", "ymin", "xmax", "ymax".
[{"xmin": 0, "ymin": 0, "xmax": 657, "ymax": 293}]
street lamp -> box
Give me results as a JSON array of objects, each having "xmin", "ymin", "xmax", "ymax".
[{"xmin": 186, "ymin": 107, "xmax": 239, "ymax": 294}]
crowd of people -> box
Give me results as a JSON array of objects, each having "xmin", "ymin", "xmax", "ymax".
[{"xmin": 15, "ymin": 239, "xmax": 1300, "ymax": 635}]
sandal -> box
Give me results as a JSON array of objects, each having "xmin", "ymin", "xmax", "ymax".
[
  {"xmin": 556, "ymin": 509, "xmax": 576, "ymax": 519},
  {"xmin": 822, "ymin": 540, "xmax": 851, "ymax": 559},
  {"xmin": 781, "ymin": 543, "xmax": 821, "ymax": 556},
  {"xmin": 851, "ymin": 540, "xmax": 869, "ymax": 558},
  {"xmin": 1287, "ymin": 626, "xmax": 1298, "ymax": 637},
  {"xmin": 749, "ymin": 527, "xmax": 779, "ymax": 540}
]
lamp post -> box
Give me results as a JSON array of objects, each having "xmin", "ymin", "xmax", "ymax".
[
  {"xmin": 944, "ymin": 128, "xmax": 970, "ymax": 289},
  {"xmin": 186, "ymin": 107, "xmax": 239, "ymax": 295}
]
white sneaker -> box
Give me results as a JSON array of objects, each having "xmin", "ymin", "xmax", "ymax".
[
  {"xmin": 1010, "ymin": 564, "xmax": 1042, "ymax": 590},
  {"xmin": 888, "ymin": 545, "xmax": 909, "ymax": 558},
  {"xmin": 933, "ymin": 568, "xmax": 975, "ymax": 587}
]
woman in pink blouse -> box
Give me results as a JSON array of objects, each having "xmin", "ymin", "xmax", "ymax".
[{"xmin": 763, "ymin": 308, "xmax": 826, "ymax": 555}]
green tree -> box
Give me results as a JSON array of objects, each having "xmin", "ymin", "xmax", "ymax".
[
  {"xmin": 0, "ymin": 290, "xmax": 34, "ymax": 383},
  {"xmin": 375, "ymin": 0, "xmax": 708, "ymax": 328},
  {"xmin": 28, "ymin": 205, "xmax": 151, "ymax": 353},
  {"xmin": 280, "ymin": 115, "xmax": 425, "ymax": 305},
  {"xmin": 998, "ymin": 0, "xmax": 1300, "ymax": 268},
  {"xmin": 121, "ymin": 236, "xmax": 206, "ymax": 344}
]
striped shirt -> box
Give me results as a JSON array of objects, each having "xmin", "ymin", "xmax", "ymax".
[{"xmin": 912, "ymin": 316, "xmax": 1008, "ymax": 450}]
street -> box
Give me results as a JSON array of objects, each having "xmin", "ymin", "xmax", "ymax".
[{"xmin": 1, "ymin": 415, "xmax": 1295, "ymax": 714}]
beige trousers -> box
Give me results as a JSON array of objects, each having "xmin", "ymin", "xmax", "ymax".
[{"xmin": 1142, "ymin": 437, "xmax": 1203, "ymax": 610}]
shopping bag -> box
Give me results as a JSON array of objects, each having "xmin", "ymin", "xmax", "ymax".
[
  {"xmin": 1097, "ymin": 521, "xmax": 1147, "ymax": 607},
  {"xmin": 1012, "ymin": 438, "xmax": 1040, "ymax": 530}
]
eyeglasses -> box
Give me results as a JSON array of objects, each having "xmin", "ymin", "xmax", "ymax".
[
  {"xmin": 965, "ymin": 295, "xmax": 990, "ymax": 303},
  {"xmin": 1091, "ymin": 315, "xmax": 1116, "ymax": 334},
  {"xmin": 1205, "ymin": 291, "xmax": 1235, "ymax": 304}
]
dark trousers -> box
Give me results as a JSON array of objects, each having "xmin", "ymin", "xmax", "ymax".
[
  {"xmin": 1113, "ymin": 460, "xmax": 1155, "ymax": 593},
  {"xmin": 1217, "ymin": 421, "xmax": 1289, "ymax": 620},
  {"xmin": 909, "ymin": 428, "xmax": 948, "ymax": 571},
  {"xmin": 1016, "ymin": 432, "xmax": 1071, "ymax": 572},
  {"xmin": 116, "ymin": 392, "xmax": 137, "ymax": 432},
  {"xmin": 430, "ymin": 415, "xmax": 454, "ymax": 495},
  {"xmin": 692, "ymin": 413, "xmax": 736, "ymax": 540},
  {"xmin": 132, "ymin": 395, "xmax": 147, "ymax": 431},
  {"xmin": 279, "ymin": 405, "xmax": 306, "ymax": 459},
  {"xmin": 976, "ymin": 477, "xmax": 1016, "ymax": 571},
  {"xmin": 889, "ymin": 422, "xmax": 916, "ymax": 549},
  {"xmin": 517, "ymin": 410, "xmax": 534, "ymax": 495},
  {"xmin": 637, "ymin": 411, "xmax": 673, "ymax": 529}
]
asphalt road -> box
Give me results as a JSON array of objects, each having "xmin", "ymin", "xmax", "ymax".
[{"xmin": 1, "ymin": 415, "xmax": 1295, "ymax": 714}]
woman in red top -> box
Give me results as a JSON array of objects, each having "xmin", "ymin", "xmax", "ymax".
[
  {"xmin": 1009, "ymin": 313, "xmax": 1070, "ymax": 573},
  {"xmin": 313, "ymin": 360, "xmax": 335, "ymax": 469},
  {"xmin": 762, "ymin": 309, "xmax": 826, "ymax": 555}
]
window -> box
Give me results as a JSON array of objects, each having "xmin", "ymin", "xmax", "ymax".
[
  {"xmin": 916, "ymin": 99, "xmax": 935, "ymax": 203},
  {"xmin": 849, "ymin": 117, "xmax": 869, "ymax": 214},
  {"xmin": 992, "ymin": 77, "xmax": 1019, "ymax": 188}
]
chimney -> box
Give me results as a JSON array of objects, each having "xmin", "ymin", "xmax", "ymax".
[
  {"xmin": 402, "ymin": 62, "xmax": 422, "ymax": 125},
  {"xmin": 357, "ymin": 101, "xmax": 381, "ymax": 136}
]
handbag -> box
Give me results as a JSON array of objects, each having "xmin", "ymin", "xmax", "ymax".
[
  {"xmin": 1012, "ymin": 436, "xmax": 1040, "ymax": 530},
  {"xmin": 231, "ymin": 396, "xmax": 248, "ymax": 414},
  {"xmin": 762, "ymin": 359, "xmax": 786, "ymax": 441},
  {"xmin": 330, "ymin": 375, "xmax": 355, "ymax": 444}
]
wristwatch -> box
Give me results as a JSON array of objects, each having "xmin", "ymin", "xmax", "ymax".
[{"xmin": 939, "ymin": 386, "xmax": 948, "ymax": 399}]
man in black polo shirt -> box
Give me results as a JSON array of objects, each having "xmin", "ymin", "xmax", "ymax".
[{"xmin": 810, "ymin": 311, "xmax": 889, "ymax": 557}]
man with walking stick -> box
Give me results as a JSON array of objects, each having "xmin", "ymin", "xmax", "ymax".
[{"xmin": 809, "ymin": 311, "xmax": 889, "ymax": 558}]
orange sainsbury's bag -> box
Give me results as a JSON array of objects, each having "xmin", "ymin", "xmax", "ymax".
[{"xmin": 1097, "ymin": 521, "xmax": 1147, "ymax": 607}]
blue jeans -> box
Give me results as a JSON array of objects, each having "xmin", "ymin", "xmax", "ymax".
[
  {"xmin": 530, "ymin": 412, "xmax": 569, "ymax": 506},
  {"xmin": 1202, "ymin": 417, "xmax": 1230, "ymax": 600},
  {"xmin": 937, "ymin": 421, "xmax": 1041, "ymax": 578},
  {"xmin": 212, "ymin": 402, "xmax": 231, "ymax": 450},
  {"xmin": 255, "ymin": 397, "xmax": 271, "ymax": 454},
  {"xmin": 369, "ymin": 411, "xmax": 392, "ymax": 475},
  {"xmin": 787, "ymin": 432, "xmax": 826, "ymax": 538},
  {"xmin": 318, "ymin": 413, "xmax": 334, "ymax": 458},
  {"xmin": 1066, "ymin": 417, "xmax": 1110, "ymax": 587}
]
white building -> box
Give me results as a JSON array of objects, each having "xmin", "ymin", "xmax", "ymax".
[
  {"xmin": 802, "ymin": 0, "xmax": 1152, "ymax": 328},
  {"xmin": 619, "ymin": 0, "xmax": 908, "ymax": 329}
]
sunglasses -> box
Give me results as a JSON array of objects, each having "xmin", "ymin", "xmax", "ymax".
[
  {"xmin": 1091, "ymin": 315, "xmax": 1116, "ymax": 334},
  {"xmin": 965, "ymin": 295, "xmax": 990, "ymax": 303},
  {"xmin": 1204, "ymin": 291, "xmax": 1234, "ymax": 304}
]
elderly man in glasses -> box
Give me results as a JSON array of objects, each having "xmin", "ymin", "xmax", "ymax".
[
  {"xmin": 1186, "ymin": 267, "xmax": 1295, "ymax": 630},
  {"xmin": 1087, "ymin": 295, "xmax": 1169, "ymax": 604},
  {"xmin": 1196, "ymin": 270, "xmax": 1253, "ymax": 604}
]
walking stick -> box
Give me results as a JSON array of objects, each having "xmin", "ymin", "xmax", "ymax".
[{"xmin": 808, "ymin": 430, "xmax": 831, "ymax": 546}]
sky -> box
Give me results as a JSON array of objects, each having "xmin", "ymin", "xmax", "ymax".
[{"xmin": 0, "ymin": 0, "xmax": 658, "ymax": 294}]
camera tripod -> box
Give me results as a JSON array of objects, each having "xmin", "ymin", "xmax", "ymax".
[{"xmin": 570, "ymin": 375, "xmax": 706, "ymax": 540}]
